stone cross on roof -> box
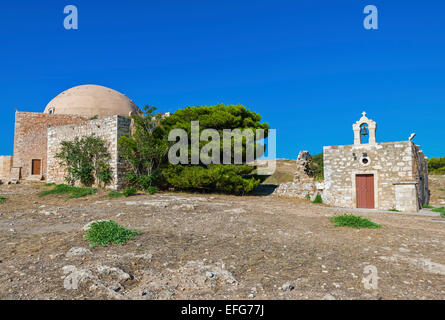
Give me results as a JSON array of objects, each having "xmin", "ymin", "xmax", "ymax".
[{"xmin": 362, "ymin": 111, "xmax": 367, "ymax": 117}]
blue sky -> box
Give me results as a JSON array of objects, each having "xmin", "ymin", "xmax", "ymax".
[{"xmin": 0, "ymin": 0, "xmax": 444, "ymax": 158}]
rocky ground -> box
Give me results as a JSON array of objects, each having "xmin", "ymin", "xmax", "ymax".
[{"xmin": 0, "ymin": 182, "xmax": 444, "ymax": 300}]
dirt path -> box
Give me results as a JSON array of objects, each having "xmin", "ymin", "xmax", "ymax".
[{"xmin": 0, "ymin": 182, "xmax": 444, "ymax": 300}]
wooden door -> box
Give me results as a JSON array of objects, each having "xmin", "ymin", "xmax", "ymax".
[
  {"xmin": 356, "ymin": 174, "xmax": 374, "ymax": 209},
  {"xmin": 32, "ymin": 159, "xmax": 41, "ymax": 175}
]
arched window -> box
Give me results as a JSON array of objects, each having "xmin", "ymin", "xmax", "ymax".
[{"xmin": 360, "ymin": 123, "xmax": 369, "ymax": 144}]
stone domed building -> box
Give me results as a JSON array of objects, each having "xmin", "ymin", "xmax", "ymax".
[
  {"xmin": 44, "ymin": 85, "xmax": 140, "ymax": 118},
  {"xmin": 0, "ymin": 85, "xmax": 141, "ymax": 189}
]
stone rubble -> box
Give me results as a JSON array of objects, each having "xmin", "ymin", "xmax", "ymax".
[{"xmin": 273, "ymin": 151, "xmax": 322, "ymax": 200}]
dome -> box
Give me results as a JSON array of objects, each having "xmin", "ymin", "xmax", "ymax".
[{"xmin": 44, "ymin": 85, "xmax": 140, "ymax": 118}]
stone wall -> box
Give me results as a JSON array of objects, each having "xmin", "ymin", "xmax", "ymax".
[
  {"xmin": 323, "ymin": 141, "xmax": 424, "ymax": 211},
  {"xmin": 47, "ymin": 115, "xmax": 131, "ymax": 190},
  {"xmin": 394, "ymin": 182, "xmax": 418, "ymax": 212},
  {"xmin": 0, "ymin": 156, "xmax": 13, "ymax": 182},
  {"xmin": 412, "ymin": 144, "xmax": 429, "ymax": 207},
  {"xmin": 13, "ymin": 112, "xmax": 89, "ymax": 180},
  {"xmin": 273, "ymin": 151, "xmax": 324, "ymax": 200}
]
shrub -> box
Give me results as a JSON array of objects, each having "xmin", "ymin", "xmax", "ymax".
[
  {"xmin": 126, "ymin": 172, "xmax": 161, "ymax": 192},
  {"xmin": 84, "ymin": 220, "xmax": 140, "ymax": 248},
  {"xmin": 118, "ymin": 105, "xmax": 169, "ymax": 186},
  {"xmin": 308, "ymin": 153, "xmax": 324, "ymax": 181},
  {"xmin": 38, "ymin": 184, "xmax": 97, "ymax": 199},
  {"xmin": 423, "ymin": 204, "xmax": 434, "ymax": 209},
  {"xmin": 97, "ymin": 162, "xmax": 113, "ymax": 187},
  {"xmin": 0, "ymin": 197, "xmax": 6, "ymax": 204},
  {"xmin": 428, "ymin": 157, "xmax": 445, "ymax": 175},
  {"xmin": 305, "ymin": 194, "xmax": 311, "ymax": 200},
  {"xmin": 332, "ymin": 214, "xmax": 381, "ymax": 229},
  {"xmin": 55, "ymin": 134, "xmax": 112, "ymax": 187},
  {"xmin": 123, "ymin": 186, "xmax": 137, "ymax": 197},
  {"xmin": 145, "ymin": 186, "xmax": 158, "ymax": 195},
  {"xmin": 312, "ymin": 194, "xmax": 323, "ymax": 204},
  {"xmin": 108, "ymin": 191, "xmax": 124, "ymax": 199},
  {"xmin": 161, "ymin": 164, "xmax": 260, "ymax": 195},
  {"xmin": 432, "ymin": 207, "xmax": 445, "ymax": 214}
]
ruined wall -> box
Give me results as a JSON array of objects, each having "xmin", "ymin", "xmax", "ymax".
[
  {"xmin": 0, "ymin": 156, "xmax": 13, "ymax": 182},
  {"xmin": 412, "ymin": 144, "xmax": 429, "ymax": 207},
  {"xmin": 273, "ymin": 151, "xmax": 323, "ymax": 200},
  {"xmin": 323, "ymin": 141, "xmax": 419, "ymax": 211},
  {"xmin": 47, "ymin": 115, "xmax": 131, "ymax": 190},
  {"xmin": 13, "ymin": 112, "xmax": 89, "ymax": 180}
]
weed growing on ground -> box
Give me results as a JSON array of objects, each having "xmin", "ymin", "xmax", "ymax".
[
  {"xmin": 84, "ymin": 220, "xmax": 140, "ymax": 248},
  {"xmin": 108, "ymin": 191, "xmax": 124, "ymax": 199},
  {"xmin": 123, "ymin": 186, "xmax": 137, "ymax": 197},
  {"xmin": 312, "ymin": 194, "xmax": 323, "ymax": 204},
  {"xmin": 332, "ymin": 214, "xmax": 381, "ymax": 229},
  {"xmin": 39, "ymin": 184, "xmax": 96, "ymax": 199}
]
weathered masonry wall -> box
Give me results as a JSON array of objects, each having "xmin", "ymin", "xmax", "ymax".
[
  {"xmin": 0, "ymin": 156, "xmax": 13, "ymax": 182},
  {"xmin": 323, "ymin": 141, "xmax": 420, "ymax": 211},
  {"xmin": 13, "ymin": 112, "xmax": 89, "ymax": 180},
  {"xmin": 412, "ymin": 144, "xmax": 429, "ymax": 207},
  {"xmin": 47, "ymin": 115, "xmax": 131, "ymax": 190}
]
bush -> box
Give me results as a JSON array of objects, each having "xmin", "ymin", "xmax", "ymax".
[
  {"xmin": 108, "ymin": 191, "xmax": 124, "ymax": 199},
  {"xmin": 84, "ymin": 220, "xmax": 140, "ymax": 248},
  {"xmin": 308, "ymin": 153, "xmax": 324, "ymax": 181},
  {"xmin": 126, "ymin": 172, "xmax": 161, "ymax": 193},
  {"xmin": 431, "ymin": 207, "xmax": 445, "ymax": 213},
  {"xmin": 123, "ymin": 186, "xmax": 137, "ymax": 197},
  {"xmin": 0, "ymin": 197, "xmax": 6, "ymax": 204},
  {"xmin": 38, "ymin": 184, "xmax": 97, "ymax": 199},
  {"xmin": 161, "ymin": 164, "xmax": 260, "ymax": 195},
  {"xmin": 428, "ymin": 157, "xmax": 445, "ymax": 175},
  {"xmin": 145, "ymin": 186, "xmax": 158, "ymax": 195},
  {"xmin": 118, "ymin": 105, "xmax": 169, "ymax": 189},
  {"xmin": 312, "ymin": 194, "xmax": 323, "ymax": 204},
  {"xmin": 332, "ymin": 214, "xmax": 381, "ymax": 229},
  {"xmin": 97, "ymin": 162, "xmax": 113, "ymax": 186},
  {"xmin": 423, "ymin": 204, "xmax": 434, "ymax": 209},
  {"xmin": 56, "ymin": 134, "xmax": 112, "ymax": 187}
]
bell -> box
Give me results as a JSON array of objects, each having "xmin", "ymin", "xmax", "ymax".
[{"xmin": 361, "ymin": 126, "xmax": 369, "ymax": 136}]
